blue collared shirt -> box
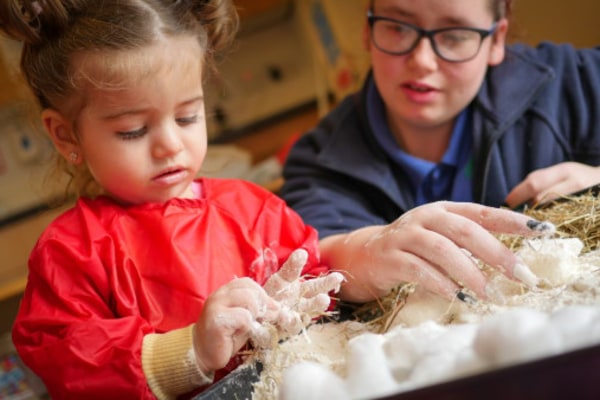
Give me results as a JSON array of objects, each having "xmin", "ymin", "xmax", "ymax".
[{"xmin": 367, "ymin": 79, "xmax": 473, "ymax": 206}]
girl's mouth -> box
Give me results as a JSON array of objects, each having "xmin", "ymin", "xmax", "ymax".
[
  {"xmin": 156, "ymin": 168, "xmax": 181, "ymax": 178},
  {"xmin": 153, "ymin": 167, "xmax": 188, "ymax": 184}
]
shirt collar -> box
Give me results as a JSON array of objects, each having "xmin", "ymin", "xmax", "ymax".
[{"xmin": 367, "ymin": 77, "xmax": 470, "ymax": 178}]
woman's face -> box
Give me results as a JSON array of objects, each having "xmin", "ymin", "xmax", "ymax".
[{"xmin": 367, "ymin": 0, "xmax": 508, "ymax": 134}]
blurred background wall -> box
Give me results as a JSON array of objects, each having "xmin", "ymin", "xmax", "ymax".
[{"xmin": 509, "ymin": 0, "xmax": 600, "ymax": 47}]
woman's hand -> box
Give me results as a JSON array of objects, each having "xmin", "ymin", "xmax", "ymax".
[
  {"xmin": 320, "ymin": 201, "xmax": 554, "ymax": 303},
  {"xmin": 505, "ymin": 162, "xmax": 600, "ymax": 208}
]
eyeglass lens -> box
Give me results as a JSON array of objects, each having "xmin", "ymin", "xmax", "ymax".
[{"xmin": 372, "ymin": 20, "xmax": 487, "ymax": 62}]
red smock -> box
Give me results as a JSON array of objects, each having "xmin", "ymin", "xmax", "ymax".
[{"xmin": 12, "ymin": 178, "xmax": 326, "ymax": 399}]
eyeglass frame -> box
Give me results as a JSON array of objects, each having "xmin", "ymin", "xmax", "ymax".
[{"xmin": 366, "ymin": 10, "xmax": 498, "ymax": 63}]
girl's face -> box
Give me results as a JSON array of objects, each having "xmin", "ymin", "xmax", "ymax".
[
  {"xmin": 367, "ymin": 0, "xmax": 508, "ymax": 134},
  {"xmin": 66, "ymin": 36, "xmax": 207, "ymax": 205}
]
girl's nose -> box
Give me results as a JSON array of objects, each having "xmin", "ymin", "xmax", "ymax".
[
  {"xmin": 152, "ymin": 124, "xmax": 184, "ymax": 158},
  {"xmin": 406, "ymin": 36, "xmax": 439, "ymax": 72}
]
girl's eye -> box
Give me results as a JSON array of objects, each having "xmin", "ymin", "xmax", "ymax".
[
  {"xmin": 176, "ymin": 115, "xmax": 198, "ymax": 125},
  {"xmin": 117, "ymin": 127, "xmax": 147, "ymax": 140}
]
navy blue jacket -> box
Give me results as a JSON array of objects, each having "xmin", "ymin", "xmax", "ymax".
[{"xmin": 280, "ymin": 43, "xmax": 600, "ymax": 238}]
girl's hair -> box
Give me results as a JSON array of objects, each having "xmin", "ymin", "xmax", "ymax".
[{"xmin": 0, "ymin": 0, "xmax": 239, "ymax": 198}]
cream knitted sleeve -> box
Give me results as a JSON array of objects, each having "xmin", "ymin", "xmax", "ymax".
[{"xmin": 142, "ymin": 324, "xmax": 214, "ymax": 399}]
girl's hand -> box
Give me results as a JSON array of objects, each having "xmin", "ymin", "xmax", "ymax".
[
  {"xmin": 192, "ymin": 277, "xmax": 280, "ymax": 373},
  {"xmin": 321, "ymin": 201, "xmax": 554, "ymax": 303},
  {"xmin": 191, "ymin": 250, "xmax": 344, "ymax": 372},
  {"xmin": 505, "ymin": 162, "xmax": 600, "ymax": 208},
  {"xmin": 262, "ymin": 249, "xmax": 344, "ymax": 343}
]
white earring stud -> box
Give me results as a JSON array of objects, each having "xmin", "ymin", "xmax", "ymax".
[{"xmin": 68, "ymin": 151, "xmax": 78, "ymax": 162}]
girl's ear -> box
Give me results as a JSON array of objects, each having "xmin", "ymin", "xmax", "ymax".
[
  {"xmin": 41, "ymin": 108, "xmax": 82, "ymax": 165},
  {"xmin": 488, "ymin": 18, "xmax": 509, "ymax": 66}
]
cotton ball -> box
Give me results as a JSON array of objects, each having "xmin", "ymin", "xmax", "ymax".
[
  {"xmin": 279, "ymin": 361, "xmax": 349, "ymax": 400},
  {"xmin": 345, "ymin": 333, "xmax": 398, "ymax": 399},
  {"xmin": 452, "ymin": 342, "xmax": 488, "ymax": 379},
  {"xmin": 407, "ymin": 324, "xmax": 480, "ymax": 386},
  {"xmin": 473, "ymin": 307, "xmax": 563, "ymax": 367},
  {"xmin": 383, "ymin": 322, "xmax": 481, "ymax": 389},
  {"xmin": 516, "ymin": 238, "xmax": 583, "ymax": 286},
  {"xmin": 408, "ymin": 349, "xmax": 477, "ymax": 390},
  {"xmin": 383, "ymin": 321, "xmax": 447, "ymax": 381},
  {"xmin": 389, "ymin": 286, "xmax": 466, "ymax": 328},
  {"xmin": 482, "ymin": 271, "xmax": 523, "ymax": 304},
  {"xmin": 584, "ymin": 319, "xmax": 600, "ymax": 350},
  {"xmin": 549, "ymin": 306, "xmax": 600, "ymax": 352}
]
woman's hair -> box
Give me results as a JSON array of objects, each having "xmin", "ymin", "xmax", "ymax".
[
  {"xmin": 0, "ymin": 0, "xmax": 239, "ymax": 198},
  {"xmin": 368, "ymin": 0, "xmax": 514, "ymax": 21},
  {"xmin": 490, "ymin": 0, "xmax": 513, "ymax": 20}
]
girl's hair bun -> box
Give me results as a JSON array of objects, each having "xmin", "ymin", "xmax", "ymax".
[{"xmin": 0, "ymin": 0, "xmax": 80, "ymax": 45}]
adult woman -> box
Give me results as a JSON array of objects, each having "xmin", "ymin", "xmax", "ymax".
[{"xmin": 281, "ymin": 0, "xmax": 600, "ymax": 301}]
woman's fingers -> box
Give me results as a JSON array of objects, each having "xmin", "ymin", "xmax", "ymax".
[
  {"xmin": 505, "ymin": 163, "xmax": 600, "ymax": 208},
  {"xmin": 437, "ymin": 201, "xmax": 554, "ymax": 237},
  {"xmin": 397, "ymin": 230, "xmax": 487, "ymax": 298},
  {"xmin": 413, "ymin": 203, "xmax": 551, "ymax": 281},
  {"xmin": 386, "ymin": 202, "xmax": 554, "ymax": 298},
  {"xmin": 384, "ymin": 250, "xmax": 463, "ymax": 300}
]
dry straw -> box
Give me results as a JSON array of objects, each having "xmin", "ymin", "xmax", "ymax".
[{"xmin": 500, "ymin": 189, "xmax": 600, "ymax": 253}]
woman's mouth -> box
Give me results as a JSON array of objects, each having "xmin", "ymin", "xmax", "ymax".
[
  {"xmin": 402, "ymin": 82, "xmax": 438, "ymax": 103},
  {"xmin": 404, "ymin": 82, "xmax": 434, "ymax": 93}
]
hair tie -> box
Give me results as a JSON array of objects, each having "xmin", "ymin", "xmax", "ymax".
[{"xmin": 31, "ymin": 1, "xmax": 43, "ymax": 16}]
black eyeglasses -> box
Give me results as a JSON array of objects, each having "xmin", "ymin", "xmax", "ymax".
[{"xmin": 367, "ymin": 11, "xmax": 497, "ymax": 63}]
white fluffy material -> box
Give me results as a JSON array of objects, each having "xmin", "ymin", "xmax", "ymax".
[{"xmin": 517, "ymin": 238, "xmax": 584, "ymax": 286}]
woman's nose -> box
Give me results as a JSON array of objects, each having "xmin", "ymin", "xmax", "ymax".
[
  {"xmin": 152, "ymin": 124, "xmax": 184, "ymax": 158},
  {"xmin": 407, "ymin": 36, "xmax": 439, "ymax": 71}
]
